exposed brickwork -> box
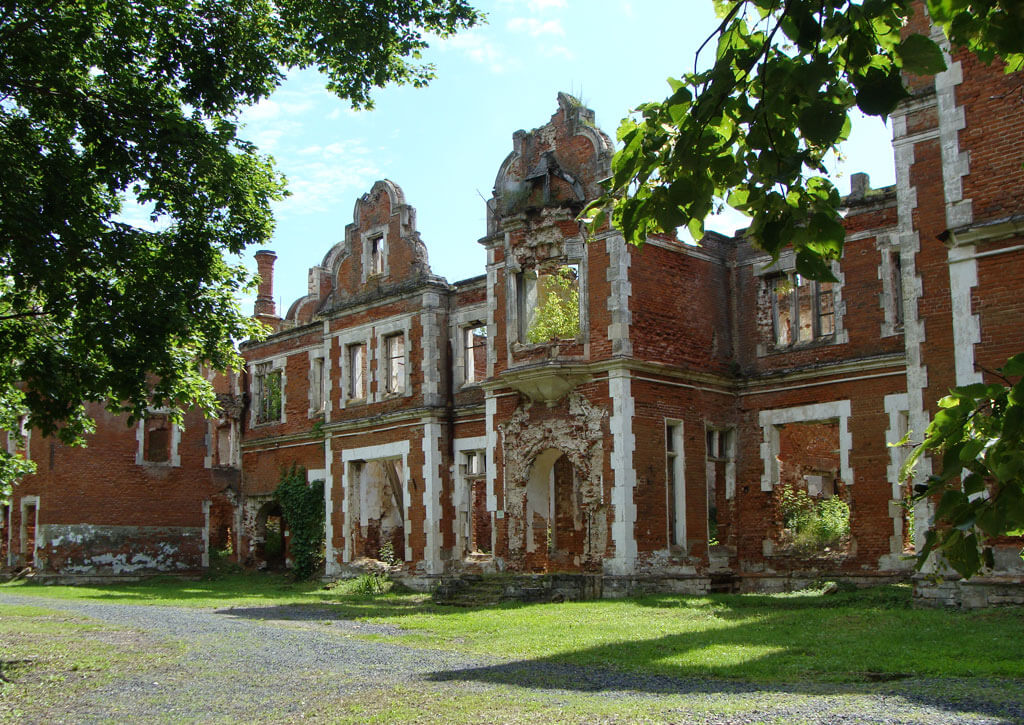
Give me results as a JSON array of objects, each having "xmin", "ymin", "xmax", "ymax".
[{"xmin": 7, "ymin": 42, "xmax": 1021, "ymax": 597}]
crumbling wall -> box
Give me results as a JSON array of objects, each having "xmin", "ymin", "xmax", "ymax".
[{"xmin": 499, "ymin": 392, "xmax": 607, "ymax": 571}]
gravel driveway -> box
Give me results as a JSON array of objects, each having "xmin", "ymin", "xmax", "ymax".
[{"xmin": 2, "ymin": 592, "xmax": 1021, "ymax": 724}]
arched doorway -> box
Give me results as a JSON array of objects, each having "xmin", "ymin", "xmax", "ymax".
[
  {"xmin": 254, "ymin": 501, "xmax": 288, "ymax": 569},
  {"xmin": 524, "ymin": 448, "xmax": 584, "ymax": 572}
]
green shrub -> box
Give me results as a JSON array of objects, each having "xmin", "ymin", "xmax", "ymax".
[
  {"xmin": 378, "ymin": 541, "xmax": 398, "ymax": 566},
  {"xmin": 274, "ymin": 465, "xmax": 325, "ymax": 580},
  {"xmin": 779, "ymin": 483, "xmax": 850, "ymax": 553},
  {"xmin": 351, "ymin": 572, "xmax": 392, "ymax": 596}
]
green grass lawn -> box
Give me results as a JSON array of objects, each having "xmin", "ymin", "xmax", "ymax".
[
  {"xmin": 0, "ymin": 604, "xmax": 181, "ymax": 723},
  {"xmin": 3, "ymin": 573, "xmax": 1022, "ymax": 685}
]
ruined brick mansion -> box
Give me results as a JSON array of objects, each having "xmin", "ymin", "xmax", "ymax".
[{"xmin": 4, "ymin": 21, "xmax": 1023, "ymax": 604}]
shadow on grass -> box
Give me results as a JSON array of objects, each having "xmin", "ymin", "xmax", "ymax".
[{"xmin": 423, "ymin": 626, "xmax": 1024, "ymax": 723}]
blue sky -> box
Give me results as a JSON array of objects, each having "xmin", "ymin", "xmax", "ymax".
[{"xmin": 237, "ymin": 0, "xmax": 896, "ymax": 313}]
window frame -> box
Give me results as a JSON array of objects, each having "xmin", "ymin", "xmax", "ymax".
[
  {"xmin": 309, "ymin": 354, "xmax": 326, "ymax": 415},
  {"xmin": 463, "ymin": 323, "xmax": 487, "ymax": 385},
  {"xmin": 514, "ymin": 262, "xmax": 582, "ymax": 346},
  {"xmin": 665, "ymin": 419, "xmax": 685, "ymax": 550},
  {"xmin": 347, "ymin": 342, "xmax": 367, "ymax": 401},
  {"xmin": 253, "ymin": 361, "xmax": 283, "ymax": 425},
  {"xmin": 770, "ymin": 272, "xmax": 836, "ymax": 349},
  {"xmin": 383, "ymin": 333, "xmax": 406, "ymax": 395}
]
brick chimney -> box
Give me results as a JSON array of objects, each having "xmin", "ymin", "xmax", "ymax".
[{"xmin": 253, "ymin": 250, "xmax": 280, "ymax": 327}]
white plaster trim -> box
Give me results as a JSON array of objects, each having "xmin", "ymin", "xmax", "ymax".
[
  {"xmin": 485, "ymin": 393, "xmax": 498, "ymax": 515},
  {"xmin": 339, "ymin": 440, "xmax": 410, "ymax": 563},
  {"xmin": 485, "ymin": 258, "xmax": 498, "ymax": 378},
  {"xmin": 135, "ymin": 411, "xmax": 181, "ymax": 468},
  {"xmin": 893, "ymin": 114, "xmax": 932, "ymax": 496},
  {"xmin": 420, "ymin": 292, "xmax": 443, "ymax": 406},
  {"xmin": 934, "ymin": 48, "xmax": 973, "ymax": 229},
  {"xmin": 607, "ymin": 368, "xmax": 637, "ymax": 574},
  {"xmin": 605, "ymin": 233, "xmax": 633, "ymax": 356},
  {"xmin": 883, "ymin": 392, "xmax": 911, "ymax": 565},
  {"xmin": 948, "ymin": 244, "xmax": 982, "ymax": 386},
  {"xmin": 421, "ymin": 418, "xmax": 443, "ymax": 573},
  {"xmin": 758, "ymin": 400, "xmax": 852, "ymax": 492}
]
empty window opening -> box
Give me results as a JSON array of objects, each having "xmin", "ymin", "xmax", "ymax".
[
  {"xmin": 384, "ymin": 334, "xmax": 405, "ymax": 394},
  {"xmin": 254, "ymin": 362, "xmax": 282, "ymax": 423},
  {"xmin": 460, "ymin": 450, "xmax": 490, "ymax": 554},
  {"xmin": 666, "ymin": 421, "xmax": 685, "ymax": 548},
  {"xmin": 347, "ymin": 343, "xmax": 366, "ymax": 400},
  {"xmin": 144, "ymin": 414, "xmax": 171, "ymax": 463},
  {"xmin": 890, "ymin": 250, "xmax": 904, "ymax": 328},
  {"xmin": 369, "ymin": 235, "xmax": 385, "ymax": 276},
  {"xmin": 705, "ymin": 427, "xmax": 733, "ymax": 546},
  {"xmin": 353, "ymin": 459, "xmax": 405, "ymax": 563},
  {"xmin": 771, "ymin": 273, "xmax": 835, "ymax": 347},
  {"xmin": 464, "ymin": 324, "xmax": 487, "ymax": 384},
  {"xmin": 774, "ymin": 421, "xmax": 850, "ymax": 556},
  {"xmin": 519, "ymin": 264, "xmax": 580, "ymax": 344}
]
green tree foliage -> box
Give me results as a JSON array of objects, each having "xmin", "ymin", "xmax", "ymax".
[
  {"xmin": 902, "ymin": 354, "xmax": 1024, "ymax": 578},
  {"xmin": 0, "ymin": 0, "xmax": 479, "ymax": 502},
  {"xmin": 526, "ymin": 266, "xmax": 580, "ymax": 343},
  {"xmin": 586, "ymin": 0, "xmax": 1023, "ymax": 578},
  {"xmin": 274, "ymin": 465, "xmax": 325, "ymax": 580}
]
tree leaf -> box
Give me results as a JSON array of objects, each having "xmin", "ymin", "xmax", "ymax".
[{"xmin": 896, "ymin": 33, "xmax": 948, "ymax": 74}]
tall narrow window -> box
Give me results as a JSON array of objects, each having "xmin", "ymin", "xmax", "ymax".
[
  {"xmin": 348, "ymin": 343, "xmax": 365, "ymax": 400},
  {"xmin": 310, "ymin": 357, "xmax": 325, "ymax": 413},
  {"xmin": 385, "ymin": 334, "xmax": 405, "ymax": 394},
  {"xmin": 144, "ymin": 414, "xmax": 171, "ymax": 463},
  {"xmin": 705, "ymin": 427, "xmax": 734, "ymax": 545},
  {"xmin": 369, "ymin": 235, "xmax": 384, "ymax": 276},
  {"xmin": 254, "ymin": 362, "xmax": 282, "ymax": 423},
  {"xmin": 666, "ymin": 421, "xmax": 685, "ymax": 548},
  {"xmin": 890, "ymin": 251, "xmax": 904, "ymax": 328},
  {"xmin": 464, "ymin": 324, "xmax": 487, "ymax": 383},
  {"xmin": 772, "ymin": 277, "xmax": 794, "ymax": 346}
]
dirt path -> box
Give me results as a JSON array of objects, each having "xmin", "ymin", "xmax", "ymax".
[{"xmin": 2, "ymin": 593, "xmax": 1021, "ymax": 724}]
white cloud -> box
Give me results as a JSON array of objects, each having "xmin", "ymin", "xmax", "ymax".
[
  {"xmin": 527, "ymin": 0, "xmax": 566, "ymax": 11},
  {"xmin": 274, "ymin": 139, "xmax": 384, "ymax": 217},
  {"xmin": 544, "ymin": 45, "xmax": 575, "ymax": 61},
  {"xmin": 441, "ymin": 29, "xmax": 519, "ymax": 73},
  {"xmin": 507, "ymin": 17, "xmax": 565, "ymax": 37}
]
